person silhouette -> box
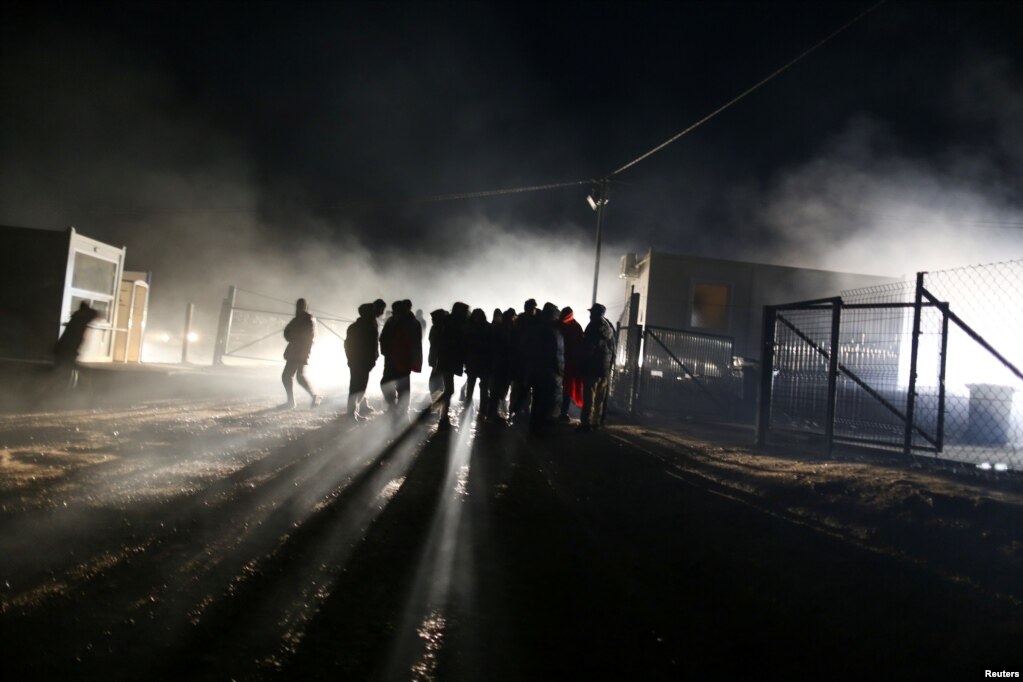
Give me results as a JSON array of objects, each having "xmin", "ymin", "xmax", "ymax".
[
  {"xmin": 578, "ymin": 303, "xmax": 617, "ymax": 431},
  {"xmin": 345, "ymin": 302, "xmax": 379, "ymax": 420},
  {"xmin": 379, "ymin": 299, "xmax": 423, "ymax": 421},
  {"xmin": 281, "ymin": 298, "xmax": 321, "ymax": 408},
  {"xmin": 53, "ymin": 301, "xmax": 101, "ymax": 389},
  {"xmin": 436, "ymin": 302, "xmax": 469, "ymax": 430}
]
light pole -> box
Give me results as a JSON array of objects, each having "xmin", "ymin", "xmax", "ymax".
[{"xmin": 588, "ymin": 179, "xmax": 610, "ymax": 306}]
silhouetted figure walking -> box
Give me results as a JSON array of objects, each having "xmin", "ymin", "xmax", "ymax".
[
  {"xmin": 379, "ymin": 299, "xmax": 423, "ymax": 421},
  {"xmin": 415, "ymin": 308, "xmax": 427, "ymax": 334},
  {"xmin": 436, "ymin": 302, "xmax": 469, "ymax": 430},
  {"xmin": 464, "ymin": 308, "xmax": 493, "ymax": 414},
  {"xmin": 345, "ymin": 303, "xmax": 379, "ymax": 419},
  {"xmin": 53, "ymin": 301, "xmax": 100, "ymax": 390},
  {"xmin": 578, "ymin": 303, "xmax": 617, "ymax": 431},
  {"xmin": 281, "ymin": 298, "xmax": 321, "ymax": 409},
  {"xmin": 559, "ymin": 306, "xmax": 585, "ymax": 420}
]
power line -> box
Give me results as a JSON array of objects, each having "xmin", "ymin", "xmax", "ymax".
[
  {"xmin": 609, "ymin": 0, "xmax": 888, "ymax": 178},
  {"xmin": 59, "ymin": 3, "xmax": 886, "ymax": 216},
  {"xmin": 412, "ymin": 178, "xmax": 598, "ymax": 203}
]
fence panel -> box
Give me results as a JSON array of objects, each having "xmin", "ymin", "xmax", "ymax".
[
  {"xmin": 762, "ymin": 260, "xmax": 1023, "ymax": 471},
  {"xmin": 920, "ymin": 263, "xmax": 1023, "ymax": 470},
  {"xmin": 639, "ymin": 326, "xmax": 740, "ymax": 417},
  {"xmin": 215, "ymin": 287, "xmax": 351, "ymax": 364},
  {"xmin": 769, "ymin": 308, "xmax": 834, "ymax": 437}
]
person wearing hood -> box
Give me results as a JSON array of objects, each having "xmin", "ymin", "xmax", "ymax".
[
  {"xmin": 527, "ymin": 302, "xmax": 565, "ymax": 434},
  {"xmin": 578, "ymin": 303, "xmax": 617, "ymax": 431},
  {"xmin": 53, "ymin": 301, "xmax": 101, "ymax": 390},
  {"xmin": 436, "ymin": 302, "xmax": 469, "ymax": 430},
  {"xmin": 427, "ymin": 308, "xmax": 449, "ymax": 400},
  {"xmin": 463, "ymin": 308, "xmax": 493, "ymax": 415},
  {"xmin": 281, "ymin": 298, "xmax": 321, "ymax": 409},
  {"xmin": 558, "ymin": 306, "xmax": 586, "ymax": 420},
  {"xmin": 379, "ymin": 299, "xmax": 423, "ymax": 420},
  {"xmin": 344, "ymin": 302, "xmax": 379, "ymax": 419},
  {"xmin": 487, "ymin": 307, "xmax": 517, "ymax": 420},
  {"xmin": 509, "ymin": 298, "xmax": 539, "ymax": 418}
]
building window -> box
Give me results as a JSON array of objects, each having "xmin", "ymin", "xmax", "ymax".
[
  {"xmin": 691, "ymin": 283, "xmax": 729, "ymax": 330},
  {"xmin": 73, "ymin": 251, "xmax": 118, "ymax": 294}
]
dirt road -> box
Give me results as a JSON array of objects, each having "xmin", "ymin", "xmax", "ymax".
[{"xmin": 1, "ymin": 398, "xmax": 1020, "ymax": 680}]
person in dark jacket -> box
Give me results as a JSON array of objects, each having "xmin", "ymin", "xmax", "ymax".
[
  {"xmin": 487, "ymin": 308, "xmax": 516, "ymax": 420},
  {"xmin": 528, "ymin": 302, "xmax": 565, "ymax": 434},
  {"xmin": 436, "ymin": 302, "xmax": 469, "ymax": 430},
  {"xmin": 379, "ymin": 299, "xmax": 423, "ymax": 420},
  {"xmin": 427, "ymin": 308, "xmax": 448, "ymax": 400},
  {"xmin": 281, "ymin": 298, "xmax": 321, "ymax": 409},
  {"xmin": 345, "ymin": 303, "xmax": 379, "ymax": 419},
  {"xmin": 53, "ymin": 301, "xmax": 101, "ymax": 389},
  {"xmin": 463, "ymin": 308, "xmax": 493, "ymax": 414},
  {"xmin": 559, "ymin": 306, "xmax": 585, "ymax": 420},
  {"xmin": 508, "ymin": 298, "xmax": 538, "ymax": 418},
  {"xmin": 578, "ymin": 303, "xmax": 617, "ymax": 431}
]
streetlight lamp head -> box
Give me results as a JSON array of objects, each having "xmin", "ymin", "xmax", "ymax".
[{"xmin": 587, "ymin": 193, "xmax": 599, "ymax": 211}]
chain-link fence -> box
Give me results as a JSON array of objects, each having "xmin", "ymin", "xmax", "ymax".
[{"xmin": 759, "ymin": 260, "xmax": 1023, "ymax": 471}]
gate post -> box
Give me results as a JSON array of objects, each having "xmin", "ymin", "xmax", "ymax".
[
  {"xmin": 903, "ymin": 272, "xmax": 925, "ymax": 456},
  {"xmin": 825, "ymin": 299, "xmax": 842, "ymax": 455},
  {"xmin": 181, "ymin": 303, "xmax": 195, "ymax": 364},
  {"xmin": 755, "ymin": 305, "xmax": 777, "ymax": 448},
  {"xmin": 936, "ymin": 301, "xmax": 949, "ymax": 453},
  {"xmin": 626, "ymin": 290, "xmax": 641, "ymax": 416},
  {"xmin": 213, "ymin": 285, "xmax": 237, "ymax": 365}
]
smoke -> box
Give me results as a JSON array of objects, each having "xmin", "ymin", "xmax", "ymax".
[
  {"xmin": 737, "ymin": 53, "xmax": 1023, "ymax": 278},
  {"xmin": 0, "ymin": 16, "xmax": 626, "ymax": 367}
]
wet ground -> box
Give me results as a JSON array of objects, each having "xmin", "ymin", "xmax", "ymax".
[{"xmin": 1, "ymin": 395, "xmax": 1021, "ymax": 680}]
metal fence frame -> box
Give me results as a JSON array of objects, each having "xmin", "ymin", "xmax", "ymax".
[
  {"xmin": 611, "ymin": 290, "xmax": 743, "ymax": 420},
  {"xmin": 757, "ymin": 269, "xmax": 1023, "ymax": 467},
  {"xmin": 213, "ymin": 286, "xmax": 351, "ymax": 364}
]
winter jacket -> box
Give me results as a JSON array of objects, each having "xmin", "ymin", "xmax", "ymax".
[
  {"xmin": 345, "ymin": 311, "xmax": 379, "ymax": 370},
  {"xmin": 283, "ymin": 312, "xmax": 316, "ymax": 362},
  {"xmin": 380, "ymin": 311, "xmax": 423, "ymax": 374},
  {"xmin": 582, "ymin": 316, "xmax": 616, "ymax": 378}
]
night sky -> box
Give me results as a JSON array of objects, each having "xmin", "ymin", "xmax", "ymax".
[{"xmin": 2, "ymin": 1, "xmax": 1022, "ymax": 340}]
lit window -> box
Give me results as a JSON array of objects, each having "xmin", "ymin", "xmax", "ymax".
[{"xmin": 691, "ymin": 283, "xmax": 728, "ymax": 330}]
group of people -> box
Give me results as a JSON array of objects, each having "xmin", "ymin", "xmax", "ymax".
[{"xmin": 281, "ymin": 296, "xmax": 617, "ymax": 433}]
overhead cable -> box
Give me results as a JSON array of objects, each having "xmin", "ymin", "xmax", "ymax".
[
  {"xmin": 609, "ymin": 0, "xmax": 888, "ymax": 178},
  {"xmin": 412, "ymin": 178, "xmax": 598, "ymax": 203}
]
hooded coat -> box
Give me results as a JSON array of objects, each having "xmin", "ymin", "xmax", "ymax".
[
  {"xmin": 380, "ymin": 304, "xmax": 423, "ymax": 374},
  {"xmin": 345, "ymin": 303, "xmax": 379, "ymax": 370}
]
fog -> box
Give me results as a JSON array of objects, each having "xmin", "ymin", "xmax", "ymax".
[
  {"xmin": 725, "ymin": 53, "xmax": 1023, "ymax": 277},
  {"xmin": 3, "ymin": 4, "xmax": 1022, "ymax": 372}
]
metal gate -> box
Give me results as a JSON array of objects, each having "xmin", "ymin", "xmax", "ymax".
[
  {"xmin": 610, "ymin": 291, "xmax": 744, "ymax": 419},
  {"xmin": 212, "ymin": 286, "xmax": 351, "ymax": 364},
  {"xmin": 758, "ymin": 265, "xmax": 1023, "ymax": 470}
]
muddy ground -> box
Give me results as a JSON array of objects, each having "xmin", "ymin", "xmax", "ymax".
[{"xmin": 0, "ymin": 385, "xmax": 1021, "ymax": 680}]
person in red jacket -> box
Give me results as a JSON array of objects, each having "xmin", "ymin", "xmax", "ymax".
[{"xmin": 558, "ymin": 306, "xmax": 585, "ymax": 420}]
